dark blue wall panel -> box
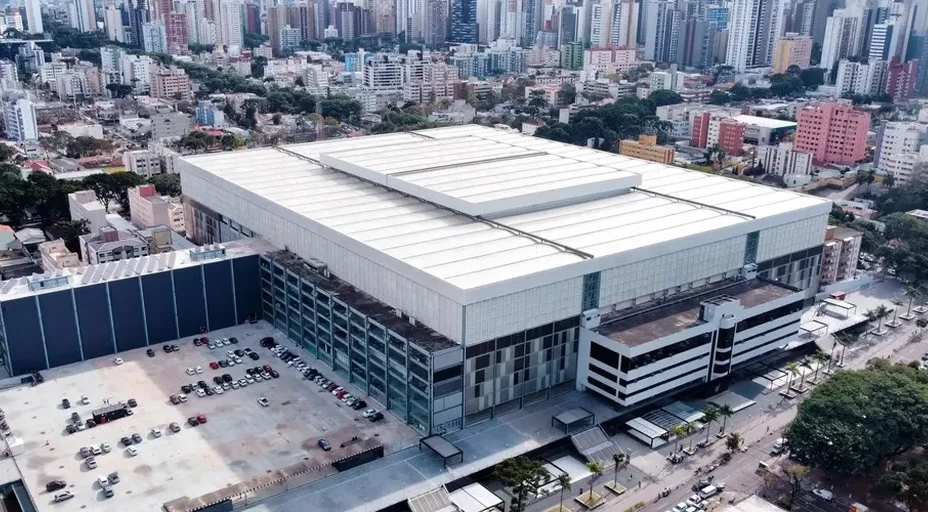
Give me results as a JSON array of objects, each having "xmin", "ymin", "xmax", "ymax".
[
  {"xmin": 75, "ymin": 285, "xmax": 113, "ymax": 360},
  {"xmin": 109, "ymin": 279, "xmax": 146, "ymax": 351},
  {"xmin": 142, "ymin": 273, "xmax": 177, "ymax": 345},
  {"xmin": 3, "ymin": 298, "xmax": 44, "ymax": 375},
  {"xmin": 204, "ymin": 260, "xmax": 235, "ymax": 330},
  {"xmin": 174, "ymin": 267, "xmax": 206, "ymax": 337},
  {"xmin": 40, "ymin": 291, "xmax": 81, "ymax": 368},
  {"xmin": 233, "ymin": 256, "xmax": 261, "ymax": 323}
]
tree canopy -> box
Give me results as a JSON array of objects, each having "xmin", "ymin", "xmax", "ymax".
[
  {"xmin": 148, "ymin": 173, "xmax": 181, "ymax": 197},
  {"xmin": 787, "ymin": 364, "xmax": 928, "ymax": 475},
  {"xmin": 647, "ymin": 89, "xmax": 684, "ymax": 107},
  {"xmin": 534, "ymin": 96, "xmax": 670, "ymax": 150}
]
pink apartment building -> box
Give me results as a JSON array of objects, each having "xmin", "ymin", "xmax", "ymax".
[{"xmin": 794, "ymin": 101, "xmax": 871, "ymax": 166}]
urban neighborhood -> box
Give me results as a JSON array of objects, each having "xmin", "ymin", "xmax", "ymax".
[{"xmin": 0, "ymin": 0, "xmax": 923, "ymax": 512}]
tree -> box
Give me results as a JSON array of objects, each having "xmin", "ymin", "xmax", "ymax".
[
  {"xmin": 782, "ymin": 463, "xmax": 810, "ymax": 502},
  {"xmin": 812, "ymin": 351, "xmax": 830, "ymax": 381},
  {"xmin": 527, "ymin": 89, "xmax": 548, "ymax": 117},
  {"xmin": 648, "ymin": 89, "xmax": 684, "ymax": 107},
  {"xmin": 611, "ymin": 451, "xmax": 627, "ymax": 487},
  {"xmin": 560, "ymin": 83, "xmax": 577, "ymax": 105},
  {"xmin": 708, "ymin": 90, "xmax": 730, "ymax": 105},
  {"xmin": 670, "ymin": 424, "xmax": 687, "ymax": 453},
  {"xmin": 496, "ymin": 457, "xmax": 550, "ymax": 512},
  {"xmin": 585, "ymin": 461, "xmax": 603, "ymax": 503},
  {"xmin": 799, "ymin": 358, "xmax": 812, "ymax": 389},
  {"xmin": 718, "ymin": 404, "xmax": 734, "ymax": 434},
  {"xmin": 726, "ymin": 432, "xmax": 743, "ymax": 453},
  {"xmin": 51, "ymin": 219, "xmax": 90, "ymax": 253},
  {"xmin": 878, "ymin": 461, "xmax": 928, "ymax": 512},
  {"xmin": 873, "ymin": 304, "xmax": 891, "ymax": 331},
  {"xmin": 857, "ymin": 169, "xmax": 876, "ymax": 193},
  {"xmin": 891, "ymin": 298, "xmax": 904, "ymax": 324},
  {"xmin": 220, "ymin": 133, "xmax": 243, "ymax": 150},
  {"xmin": 799, "ymin": 68, "xmax": 826, "ymax": 89},
  {"xmin": 188, "ymin": 43, "xmax": 215, "ymax": 54},
  {"xmin": 787, "ymin": 364, "xmax": 928, "ymax": 475},
  {"xmin": 148, "ymin": 173, "xmax": 181, "ymax": 197},
  {"xmin": 786, "ymin": 362, "xmax": 801, "ymax": 391},
  {"xmin": 702, "ymin": 406, "xmax": 720, "ymax": 444},
  {"xmin": 83, "ymin": 172, "xmax": 144, "ymax": 213},
  {"xmin": 686, "ymin": 422, "xmax": 698, "ymax": 452},
  {"xmin": 557, "ymin": 474, "xmax": 571, "ymax": 512},
  {"xmin": 908, "ymin": 286, "xmax": 924, "ymax": 318}
]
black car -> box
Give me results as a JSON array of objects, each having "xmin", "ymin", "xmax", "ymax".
[
  {"xmin": 188, "ymin": 417, "xmax": 199, "ymax": 426},
  {"xmin": 147, "ymin": 348, "xmax": 155, "ymax": 357},
  {"xmin": 66, "ymin": 424, "xmax": 77, "ymax": 434},
  {"xmin": 270, "ymin": 370, "xmax": 279, "ymax": 378},
  {"xmin": 219, "ymin": 360, "xmax": 228, "ymax": 368},
  {"xmin": 62, "ymin": 398, "xmax": 70, "ymax": 409},
  {"xmin": 86, "ymin": 419, "xmax": 96, "ymax": 428},
  {"xmin": 197, "ymin": 380, "xmax": 208, "ymax": 389},
  {"xmin": 163, "ymin": 344, "xmax": 172, "ymax": 353},
  {"xmin": 131, "ymin": 433, "xmax": 143, "ymax": 444},
  {"xmin": 222, "ymin": 374, "xmax": 233, "ymax": 382},
  {"xmin": 204, "ymin": 387, "xmax": 214, "ymax": 396},
  {"xmin": 108, "ymin": 472, "xmax": 120, "ymax": 484},
  {"xmin": 317, "ymin": 439, "xmax": 331, "ymax": 451},
  {"xmin": 248, "ymin": 352, "xmax": 260, "ymax": 360},
  {"xmin": 229, "ymin": 337, "xmax": 238, "ymax": 344},
  {"xmin": 260, "ymin": 336, "xmax": 275, "ymax": 347},
  {"xmin": 71, "ymin": 412, "xmax": 80, "ymax": 423},
  {"xmin": 351, "ymin": 400, "xmax": 367, "ymax": 410},
  {"xmin": 120, "ymin": 436, "xmax": 132, "ymax": 446},
  {"xmin": 127, "ymin": 398, "xmax": 138, "ymax": 408},
  {"xmin": 46, "ymin": 480, "xmax": 67, "ymax": 492},
  {"xmin": 234, "ymin": 349, "xmax": 244, "ymax": 357},
  {"xmin": 213, "ymin": 376, "xmax": 223, "ymax": 385},
  {"xmin": 369, "ymin": 412, "xmax": 384, "ymax": 422},
  {"xmin": 170, "ymin": 344, "xmax": 179, "ymax": 351},
  {"xmin": 181, "ymin": 384, "xmax": 193, "ymax": 394}
]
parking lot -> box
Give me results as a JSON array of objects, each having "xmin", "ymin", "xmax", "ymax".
[{"xmin": 0, "ymin": 321, "xmax": 419, "ymax": 512}]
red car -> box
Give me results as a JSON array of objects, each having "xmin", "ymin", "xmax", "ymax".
[
  {"xmin": 209, "ymin": 361, "xmax": 219, "ymax": 370},
  {"xmin": 197, "ymin": 414, "xmax": 207, "ymax": 424},
  {"xmin": 201, "ymin": 336, "xmax": 209, "ymax": 343},
  {"xmin": 263, "ymin": 365, "xmax": 273, "ymax": 372}
]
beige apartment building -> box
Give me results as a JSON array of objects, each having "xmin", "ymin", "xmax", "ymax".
[
  {"xmin": 128, "ymin": 184, "xmax": 186, "ymax": 233},
  {"xmin": 37, "ymin": 239, "xmax": 81, "ymax": 270},
  {"xmin": 820, "ymin": 225, "xmax": 863, "ymax": 285}
]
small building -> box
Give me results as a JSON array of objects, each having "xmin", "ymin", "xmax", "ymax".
[
  {"xmin": 619, "ymin": 135, "xmax": 676, "ymax": 164},
  {"xmin": 128, "ymin": 184, "xmax": 185, "ymax": 233},
  {"xmin": 38, "ymin": 239, "xmax": 81, "ymax": 271},
  {"xmin": 906, "ymin": 209, "xmax": 928, "ymax": 224},
  {"xmin": 79, "ymin": 226, "xmax": 150, "ymax": 264},
  {"xmin": 68, "ymin": 190, "xmax": 108, "ymax": 233},
  {"xmin": 820, "ymin": 225, "xmax": 862, "ymax": 285},
  {"xmin": 123, "ymin": 149, "xmax": 161, "ymax": 178}
]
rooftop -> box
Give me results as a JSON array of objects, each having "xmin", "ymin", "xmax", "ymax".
[
  {"xmin": 182, "ymin": 125, "xmax": 829, "ymax": 299},
  {"xmin": 594, "ymin": 279, "xmax": 800, "ymax": 345},
  {"xmin": 732, "ymin": 115, "xmax": 797, "ymax": 130}
]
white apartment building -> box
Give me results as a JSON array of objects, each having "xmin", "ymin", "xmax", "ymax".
[
  {"xmin": 835, "ymin": 59, "xmax": 888, "ymax": 97},
  {"xmin": 38, "ymin": 62, "xmax": 68, "ymax": 89},
  {"xmin": 79, "ymin": 227, "xmax": 150, "ymax": 265},
  {"xmin": 0, "ymin": 61, "xmax": 18, "ymax": 89},
  {"xmin": 121, "ymin": 55, "xmax": 155, "ymax": 94},
  {"xmin": 142, "ymin": 21, "xmax": 169, "ymax": 54},
  {"xmin": 756, "ymin": 142, "xmax": 813, "ymax": 176},
  {"xmin": 24, "ymin": 0, "xmax": 42, "ymax": 34},
  {"xmin": 128, "ymin": 184, "xmax": 186, "ymax": 233},
  {"xmin": 123, "ymin": 150, "xmax": 162, "ymax": 178},
  {"xmin": 180, "ymin": 125, "xmax": 830, "ymax": 417},
  {"xmin": 104, "ymin": 6, "xmax": 125, "ymax": 43},
  {"xmin": 882, "ymin": 152, "xmax": 927, "ymax": 186},
  {"xmin": 583, "ymin": 47, "xmax": 638, "ymax": 76},
  {"xmin": 820, "ymin": 9, "xmax": 863, "ymax": 74},
  {"xmin": 68, "ymin": 190, "xmax": 109, "ymax": 234},
  {"xmin": 649, "ymin": 70, "xmax": 685, "ymax": 91},
  {"xmin": 402, "ymin": 62, "xmax": 459, "ymax": 103},
  {"xmin": 216, "ymin": 0, "xmax": 244, "ymax": 49},
  {"xmin": 362, "ymin": 56, "xmax": 406, "ymax": 91},
  {"xmin": 37, "ymin": 240, "xmax": 81, "ymax": 271},
  {"xmin": 2, "ymin": 93, "xmax": 38, "ymax": 142},
  {"xmin": 876, "ymin": 122, "xmax": 926, "ymax": 168}
]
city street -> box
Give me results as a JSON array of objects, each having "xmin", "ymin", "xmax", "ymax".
[{"xmin": 527, "ymin": 281, "xmax": 922, "ymax": 512}]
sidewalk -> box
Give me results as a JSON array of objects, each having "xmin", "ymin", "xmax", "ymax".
[{"xmin": 535, "ymin": 314, "xmax": 921, "ymax": 512}]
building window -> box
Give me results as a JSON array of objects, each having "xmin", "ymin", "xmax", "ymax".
[
  {"xmin": 744, "ymin": 231, "xmax": 759, "ymax": 264},
  {"xmin": 582, "ymin": 272, "xmax": 601, "ymax": 311},
  {"xmin": 590, "ymin": 341, "xmax": 620, "ymax": 367}
]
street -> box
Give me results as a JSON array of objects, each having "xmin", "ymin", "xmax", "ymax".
[{"xmin": 527, "ymin": 280, "xmax": 923, "ymax": 512}]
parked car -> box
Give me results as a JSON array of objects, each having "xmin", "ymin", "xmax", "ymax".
[
  {"xmin": 185, "ymin": 367, "xmax": 196, "ymax": 375},
  {"xmin": 187, "ymin": 417, "xmax": 199, "ymax": 426},
  {"xmin": 100, "ymin": 442, "xmax": 111, "ymax": 453},
  {"xmin": 61, "ymin": 398, "xmax": 70, "ymax": 409},
  {"xmin": 209, "ymin": 361, "xmax": 220, "ymax": 370},
  {"xmin": 318, "ymin": 439, "xmax": 331, "ymax": 451},
  {"xmin": 146, "ymin": 348, "xmax": 155, "ymax": 357},
  {"xmin": 812, "ymin": 489, "xmax": 833, "ymax": 501},
  {"xmin": 229, "ymin": 337, "xmax": 238, "ymax": 344},
  {"xmin": 126, "ymin": 446, "xmax": 138, "ymax": 457},
  {"xmin": 260, "ymin": 336, "xmax": 275, "ymax": 347},
  {"xmin": 113, "ymin": 357, "xmax": 124, "ymax": 365},
  {"xmin": 258, "ymin": 397, "xmax": 270, "ymax": 407},
  {"xmin": 197, "ymin": 414, "xmax": 207, "ymax": 424},
  {"xmin": 150, "ymin": 428, "xmax": 162, "ymax": 438},
  {"xmin": 54, "ymin": 491, "xmax": 74, "ymax": 502},
  {"xmin": 369, "ymin": 412, "xmax": 384, "ymax": 422},
  {"xmin": 352, "ymin": 400, "xmax": 367, "ymax": 410},
  {"xmin": 248, "ymin": 352, "xmax": 260, "ymax": 360},
  {"xmin": 169, "ymin": 422, "xmax": 181, "ymax": 433},
  {"xmin": 79, "ymin": 446, "xmax": 92, "ymax": 458},
  {"xmin": 131, "ymin": 433, "xmax": 143, "ymax": 444},
  {"xmin": 363, "ymin": 409, "xmax": 378, "ymax": 418},
  {"xmin": 108, "ymin": 471, "xmax": 120, "ymax": 484},
  {"xmin": 170, "ymin": 395, "xmax": 181, "ymax": 405},
  {"xmin": 46, "ymin": 480, "xmax": 67, "ymax": 492},
  {"xmin": 97, "ymin": 476, "xmax": 109, "ymax": 488},
  {"xmin": 163, "ymin": 344, "xmax": 173, "ymax": 353},
  {"xmin": 127, "ymin": 398, "xmax": 138, "ymax": 408},
  {"xmin": 85, "ymin": 457, "xmax": 97, "ymax": 469},
  {"xmin": 120, "ymin": 436, "xmax": 131, "ymax": 447}
]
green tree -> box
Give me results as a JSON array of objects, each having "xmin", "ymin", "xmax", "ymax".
[
  {"xmin": 495, "ymin": 456, "xmax": 549, "ymax": 512},
  {"xmin": 611, "ymin": 451, "xmax": 627, "ymax": 487},
  {"xmin": 726, "ymin": 432, "xmax": 742, "ymax": 453},
  {"xmin": 0, "ymin": 144, "xmax": 17, "ymax": 163},
  {"xmin": 188, "ymin": 43, "xmax": 215, "ymax": 53},
  {"xmin": 148, "ymin": 173, "xmax": 181, "ymax": 197},
  {"xmin": 585, "ymin": 461, "xmax": 603, "ymax": 503},
  {"xmin": 708, "ymin": 90, "xmax": 730, "ymax": 105},
  {"xmin": 786, "ymin": 362, "xmax": 801, "ymax": 391},
  {"xmin": 671, "ymin": 424, "xmax": 687, "ymax": 453},
  {"xmin": 787, "ymin": 364, "xmax": 928, "ymax": 475},
  {"xmin": 560, "ymin": 83, "xmax": 577, "ymax": 104},
  {"xmin": 718, "ymin": 404, "xmax": 734, "ymax": 434},
  {"xmin": 556, "ymin": 474, "xmax": 571, "ymax": 512},
  {"xmin": 648, "ymin": 89, "xmax": 684, "ymax": 107},
  {"xmin": 812, "ymin": 351, "xmax": 830, "ymax": 381},
  {"xmin": 702, "ymin": 406, "xmax": 720, "ymax": 444},
  {"xmin": 782, "ymin": 463, "xmax": 810, "ymax": 503},
  {"xmin": 799, "ymin": 68, "xmax": 826, "ymax": 89},
  {"xmin": 51, "ymin": 219, "xmax": 90, "ymax": 253}
]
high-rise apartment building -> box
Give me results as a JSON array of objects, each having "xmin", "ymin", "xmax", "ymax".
[
  {"xmin": 835, "ymin": 59, "xmax": 888, "ymax": 96},
  {"xmin": 150, "ymin": 67, "xmax": 192, "ymax": 100},
  {"xmin": 105, "ymin": 5, "xmax": 126, "ymax": 42},
  {"xmin": 772, "ymin": 32, "xmax": 812, "ymax": 73},
  {"xmin": 142, "ymin": 21, "xmax": 169, "ymax": 53},
  {"xmin": 726, "ymin": 0, "xmax": 779, "ymax": 71},
  {"xmin": 25, "ymin": 0, "xmax": 42, "ymax": 34},
  {"xmin": 874, "ymin": 121, "xmax": 927, "ymax": 169},
  {"xmin": 794, "ymin": 101, "xmax": 871, "ymax": 166},
  {"xmin": 869, "ymin": 23, "xmax": 896, "ymax": 61},
  {"xmin": 644, "ymin": 0, "xmax": 680, "ymax": 63},
  {"xmin": 820, "ymin": 9, "xmax": 863, "ymax": 74},
  {"xmin": 885, "ymin": 55, "xmax": 919, "ymax": 100},
  {"xmin": 165, "ymin": 13, "xmax": 189, "ymax": 54},
  {"xmin": 611, "ymin": 0, "xmax": 639, "ymax": 48},
  {"xmin": 449, "ymin": 0, "xmax": 478, "ymax": 43},
  {"xmin": 216, "ymin": 0, "xmax": 244, "ymax": 48},
  {"xmin": 2, "ymin": 92, "xmax": 38, "ymax": 142}
]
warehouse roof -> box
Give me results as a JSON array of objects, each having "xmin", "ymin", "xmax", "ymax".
[{"xmin": 182, "ymin": 125, "xmax": 830, "ymax": 296}]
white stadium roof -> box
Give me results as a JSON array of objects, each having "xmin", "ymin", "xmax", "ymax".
[{"xmin": 182, "ymin": 125, "xmax": 830, "ymax": 294}]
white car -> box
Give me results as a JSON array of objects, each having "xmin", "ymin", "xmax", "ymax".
[
  {"xmin": 178, "ymin": 394, "xmax": 187, "ymax": 403},
  {"xmin": 54, "ymin": 491, "xmax": 74, "ymax": 502},
  {"xmin": 672, "ymin": 503, "xmax": 688, "ymax": 512},
  {"xmin": 207, "ymin": 343, "xmax": 216, "ymax": 349},
  {"xmin": 195, "ymin": 388, "xmax": 206, "ymax": 397},
  {"xmin": 126, "ymin": 446, "xmax": 138, "ymax": 457},
  {"xmin": 231, "ymin": 381, "xmax": 240, "ymax": 389},
  {"xmin": 227, "ymin": 359, "xmax": 236, "ymax": 367},
  {"xmin": 812, "ymin": 489, "xmax": 833, "ymax": 501},
  {"xmin": 246, "ymin": 376, "xmax": 255, "ymax": 384},
  {"xmin": 233, "ymin": 356, "xmax": 243, "ymax": 364},
  {"xmin": 97, "ymin": 476, "xmax": 109, "ymax": 487},
  {"xmin": 258, "ymin": 397, "xmax": 270, "ymax": 407},
  {"xmin": 686, "ymin": 496, "xmax": 703, "ymax": 508},
  {"xmin": 194, "ymin": 366, "xmax": 203, "ymax": 374},
  {"xmin": 151, "ymin": 428, "xmax": 162, "ymax": 438},
  {"xmin": 363, "ymin": 408, "xmax": 378, "ymax": 418},
  {"xmin": 212, "ymin": 385, "xmax": 224, "ymax": 395},
  {"xmin": 185, "ymin": 367, "xmax": 196, "ymax": 375},
  {"xmin": 113, "ymin": 357, "xmax": 124, "ymax": 365}
]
